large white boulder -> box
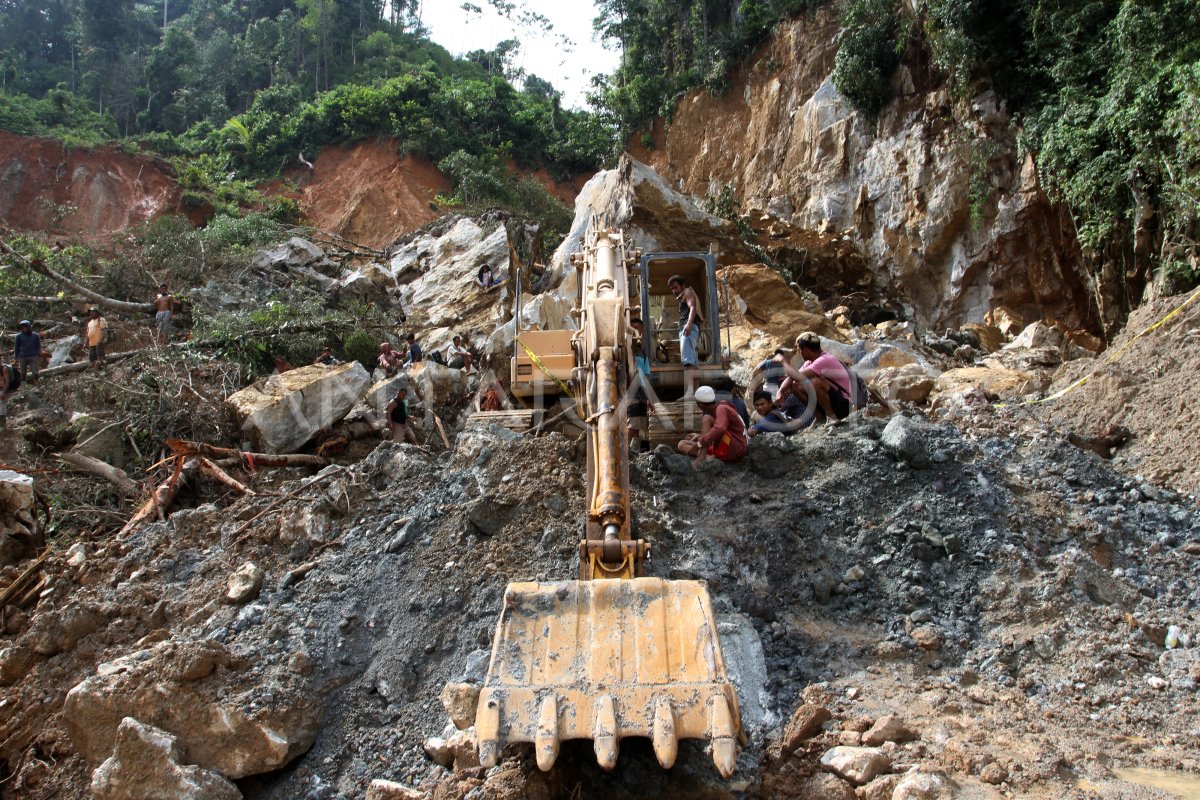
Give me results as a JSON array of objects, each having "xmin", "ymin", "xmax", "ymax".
[
  {"xmin": 393, "ymin": 219, "xmax": 512, "ymax": 328},
  {"xmin": 64, "ymin": 640, "xmax": 320, "ymax": 780},
  {"xmin": 226, "ymin": 362, "xmax": 371, "ymax": 454},
  {"xmin": 0, "ymin": 470, "xmax": 38, "ymax": 567}
]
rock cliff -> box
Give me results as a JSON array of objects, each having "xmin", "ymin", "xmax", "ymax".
[{"xmin": 633, "ymin": 5, "xmax": 1096, "ymax": 333}]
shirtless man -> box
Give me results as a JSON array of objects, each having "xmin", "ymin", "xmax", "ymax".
[
  {"xmin": 667, "ymin": 275, "xmax": 703, "ymax": 396},
  {"xmin": 153, "ymin": 284, "xmax": 173, "ymax": 345}
]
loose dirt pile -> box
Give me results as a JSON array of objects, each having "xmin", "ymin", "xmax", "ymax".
[
  {"xmin": 1047, "ymin": 291, "xmax": 1200, "ymax": 492},
  {"xmin": 3, "ymin": 397, "xmax": 1197, "ymax": 799}
]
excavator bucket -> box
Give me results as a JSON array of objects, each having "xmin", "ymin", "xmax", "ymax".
[{"xmin": 471, "ymin": 577, "xmax": 741, "ymax": 777}]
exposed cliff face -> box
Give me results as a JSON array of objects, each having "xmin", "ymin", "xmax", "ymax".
[
  {"xmin": 265, "ymin": 140, "xmax": 450, "ymax": 251},
  {"xmin": 633, "ymin": 6, "xmax": 1096, "ymax": 333},
  {"xmin": 0, "ymin": 131, "xmax": 192, "ymax": 238}
]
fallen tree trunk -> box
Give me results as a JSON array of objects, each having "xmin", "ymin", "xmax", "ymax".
[
  {"xmin": 57, "ymin": 452, "xmax": 138, "ymax": 495},
  {"xmin": 38, "ymin": 350, "xmax": 139, "ymax": 378},
  {"xmin": 165, "ymin": 439, "xmax": 329, "ymax": 468},
  {"xmin": 0, "ymin": 238, "xmax": 154, "ymax": 313}
]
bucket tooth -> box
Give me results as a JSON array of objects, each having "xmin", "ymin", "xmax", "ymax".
[
  {"xmin": 651, "ymin": 696, "xmax": 678, "ymax": 769},
  {"xmin": 594, "ymin": 694, "xmax": 619, "ymax": 771},
  {"xmin": 535, "ymin": 694, "xmax": 560, "ymax": 772},
  {"xmin": 477, "ymin": 691, "xmax": 503, "ymax": 768},
  {"xmin": 709, "ymin": 693, "xmax": 737, "ymax": 779}
]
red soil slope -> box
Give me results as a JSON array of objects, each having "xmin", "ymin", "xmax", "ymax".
[
  {"xmin": 0, "ymin": 131, "xmax": 188, "ymax": 239},
  {"xmin": 264, "ymin": 139, "xmax": 451, "ymax": 251}
]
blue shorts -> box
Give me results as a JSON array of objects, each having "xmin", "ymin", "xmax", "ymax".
[{"xmin": 679, "ymin": 326, "xmax": 700, "ymax": 367}]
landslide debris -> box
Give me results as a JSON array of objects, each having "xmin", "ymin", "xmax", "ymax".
[{"xmin": 4, "ymin": 389, "xmax": 1198, "ymax": 798}]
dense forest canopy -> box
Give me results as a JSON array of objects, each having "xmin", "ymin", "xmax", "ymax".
[{"xmin": 0, "ymin": 0, "xmax": 616, "ymax": 223}]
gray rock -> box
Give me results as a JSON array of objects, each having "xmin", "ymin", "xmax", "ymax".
[
  {"xmin": 746, "ymin": 434, "xmax": 798, "ymax": 478},
  {"xmin": 881, "ymin": 415, "xmax": 931, "ymax": 468},
  {"xmin": 224, "ymin": 563, "xmax": 264, "ymax": 605}
]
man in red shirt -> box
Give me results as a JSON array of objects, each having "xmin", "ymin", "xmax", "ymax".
[
  {"xmin": 676, "ymin": 385, "xmax": 747, "ymax": 465},
  {"xmin": 774, "ymin": 331, "xmax": 853, "ymax": 422}
]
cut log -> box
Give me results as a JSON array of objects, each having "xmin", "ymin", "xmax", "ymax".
[
  {"xmin": 118, "ymin": 458, "xmax": 197, "ymax": 537},
  {"xmin": 0, "ymin": 239, "xmax": 153, "ymax": 313},
  {"xmin": 57, "ymin": 452, "xmax": 138, "ymax": 495}
]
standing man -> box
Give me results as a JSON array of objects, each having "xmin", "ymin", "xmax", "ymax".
[
  {"xmin": 13, "ymin": 320, "xmax": 41, "ymax": 385},
  {"xmin": 667, "ymin": 275, "xmax": 703, "ymax": 395},
  {"xmin": 153, "ymin": 284, "xmax": 173, "ymax": 345},
  {"xmin": 386, "ymin": 386, "xmax": 418, "ymax": 444},
  {"xmin": 85, "ymin": 308, "xmax": 107, "ymax": 371},
  {"xmin": 676, "ymin": 385, "xmax": 747, "ymax": 465},
  {"xmin": 402, "ymin": 332, "xmax": 422, "ymax": 368}
]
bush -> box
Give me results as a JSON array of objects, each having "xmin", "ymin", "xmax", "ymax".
[
  {"xmin": 343, "ymin": 329, "xmax": 381, "ymax": 372},
  {"xmin": 832, "ymin": 0, "xmax": 900, "ymax": 116}
]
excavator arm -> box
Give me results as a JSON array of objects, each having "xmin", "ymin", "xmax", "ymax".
[{"xmin": 447, "ymin": 225, "xmax": 742, "ymax": 777}]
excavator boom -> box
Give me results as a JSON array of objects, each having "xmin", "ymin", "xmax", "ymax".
[{"xmin": 452, "ymin": 225, "xmax": 742, "ymax": 777}]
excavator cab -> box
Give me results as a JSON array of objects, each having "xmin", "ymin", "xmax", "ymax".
[
  {"xmin": 446, "ymin": 227, "xmax": 742, "ymax": 778},
  {"xmin": 638, "ymin": 251, "xmax": 724, "ymax": 386}
]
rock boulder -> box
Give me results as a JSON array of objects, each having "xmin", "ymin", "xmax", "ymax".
[
  {"xmin": 0, "ymin": 469, "xmax": 39, "ymax": 567},
  {"xmin": 64, "ymin": 640, "xmax": 320, "ymax": 779},
  {"xmin": 226, "ymin": 362, "xmax": 371, "ymax": 454},
  {"xmin": 90, "ymin": 717, "xmax": 240, "ymax": 800}
]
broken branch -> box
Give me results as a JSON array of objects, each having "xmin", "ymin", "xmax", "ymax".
[
  {"xmin": 57, "ymin": 452, "xmax": 138, "ymax": 496},
  {"xmin": 119, "ymin": 457, "xmax": 197, "ymax": 537},
  {"xmin": 0, "ymin": 238, "xmax": 154, "ymax": 313},
  {"xmin": 198, "ymin": 457, "xmax": 255, "ymax": 496}
]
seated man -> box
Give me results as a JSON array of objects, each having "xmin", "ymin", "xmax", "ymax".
[
  {"xmin": 475, "ymin": 265, "xmax": 504, "ymax": 289},
  {"xmin": 676, "ymin": 385, "xmax": 747, "ymax": 465},
  {"xmin": 775, "ymin": 332, "xmax": 854, "ymax": 423},
  {"xmin": 446, "ymin": 335, "xmax": 474, "ymax": 373},
  {"xmin": 748, "ymin": 388, "xmax": 796, "ymax": 438},
  {"xmin": 378, "ymin": 342, "xmax": 404, "ymax": 376},
  {"xmin": 401, "ymin": 333, "xmax": 422, "ymax": 367},
  {"xmin": 313, "ymin": 347, "xmax": 339, "ymax": 366},
  {"xmin": 754, "ymin": 348, "xmax": 791, "ymax": 396}
]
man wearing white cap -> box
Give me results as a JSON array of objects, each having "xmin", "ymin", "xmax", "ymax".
[
  {"xmin": 676, "ymin": 384, "xmax": 747, "ymax": 465},
  {"xmin": 13, "ymin": 320, "xmax": 41, "ymax": 385}
]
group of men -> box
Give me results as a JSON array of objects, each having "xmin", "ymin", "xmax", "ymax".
[
  {"xmin": 377, "ymin": 333, "xmax": 475, "ymax": 377},
  {"xmin": 2, "ymin": 307, "xmax": 114, "ymax": 430},
  {"xmin": 671, "ymin": 331, "xmax": 860, "ymax": 465}
]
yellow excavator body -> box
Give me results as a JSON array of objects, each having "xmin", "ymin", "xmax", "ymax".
[{"xmin": 451, "ymin": 225, "xmax": 742, "ymax": 777}]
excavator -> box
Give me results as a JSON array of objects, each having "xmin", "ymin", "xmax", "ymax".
[{"xmin": 444, "ymin": 225, "xmax": 743, "ymax": 777}]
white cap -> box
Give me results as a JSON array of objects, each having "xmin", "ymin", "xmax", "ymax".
[{"xmin": 694, "ymin": 385, "xmax": 716, "ymax": 403}]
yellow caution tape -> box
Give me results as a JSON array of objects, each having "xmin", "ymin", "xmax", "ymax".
[
  {"xmin": 515, "ymin": 335, "xmax": 576, "ymax": 400},
  {"xmin": 1003, "ymin": 284, "xmax": 1200, "ymax": 407}
]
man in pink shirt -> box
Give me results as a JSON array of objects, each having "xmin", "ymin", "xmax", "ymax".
[
  {"xmin": 676, "ymin": 385, "xmax": 747, "ymax": 465},
  {"xmin": 774, "ymin": 331, "xmax": 853, "ymax": 422}
]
